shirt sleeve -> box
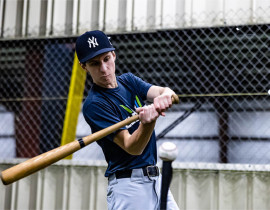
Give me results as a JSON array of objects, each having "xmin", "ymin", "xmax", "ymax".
[{"xmin": 126, "ymin": 73, "xmax": 152, "ymax": 100}]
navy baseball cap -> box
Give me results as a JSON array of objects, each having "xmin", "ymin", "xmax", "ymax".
[{"xmin": 75, "ymin": 30, "xmax": 115, "ymax": 63}]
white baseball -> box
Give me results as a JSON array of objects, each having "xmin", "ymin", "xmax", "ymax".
[
  {"xmin": 158, "ymin": 142, "xmax": 178, "ymax": 161},
  {"xmin": 268, "ymin": 89, "xmax": 270, "ymax": 95}
]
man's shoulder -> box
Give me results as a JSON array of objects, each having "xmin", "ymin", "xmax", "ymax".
[
  {"xmin": 83, "ymin": 89, "xmax": 101, "ymax": 112},
  {"xmin": 118, "ymin": 73, "xmax": 139, "ymax": 86},
  {"xmin": 118, "ymin": 72, "xmax": 133, "ymax": 80}
]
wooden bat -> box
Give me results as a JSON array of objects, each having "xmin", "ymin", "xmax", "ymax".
[{"xmin": 1, "ymin": 94, "xmax": 179, "ymax": 185}]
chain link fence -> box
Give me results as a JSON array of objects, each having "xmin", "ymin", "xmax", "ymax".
[
  {"xmin": 0, "ymin": 38, "xmax": 75, "ymax": 157},
  {"xmin": 1, "ymin": 23, "xmax": 270, "ymax": 165}
]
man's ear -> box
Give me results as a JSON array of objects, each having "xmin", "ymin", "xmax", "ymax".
[
  {"xmin": 112, "ymin": 51, "xmax": 116, "ymax": 61},
  {"xmin": 79, "ymin": 62, "xmax": 87, "ymax": 71}
]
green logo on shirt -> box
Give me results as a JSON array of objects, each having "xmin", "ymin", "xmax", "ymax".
[
  {"xmin": 120, "ymin": 95, "xmax": 142, "ymax": 128},
  {"xmin": 120, "ymin": 95, "xmax": 142, "ymax": 115}
]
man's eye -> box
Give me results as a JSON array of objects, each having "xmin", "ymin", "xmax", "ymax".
[
  {"xmin": 90, "ymin": 62, "xmax": 99, "ymax": 66},
  {"xmin": 104, "ymin": 56, "xmax": 110, "ymax": 62}
]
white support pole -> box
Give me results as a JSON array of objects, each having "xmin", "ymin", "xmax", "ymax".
[
  {"xmin": 160, "ymin": 0, "xmax": 163, "ymax": 28},
  {"xmin": 40, "ymin": 0, "xmax": 48, "ymax": 36},
  {"xmin": 15, "ymin": 0, "xmax": 24, "ymax": 37},
  {"xmin": 22, "ymin": 0, "xmax": 28, "ymax": 37},
  {"xmin": 102, "ymin": 0, "xmax": 107, "ymax": 31},
  {"xmin": 147, "ymin": 0, "xmax": 156, "ymax": 29},
  {"xmin": 131, "ymin": 0, "xmax": 135, "ymax": 31},
  {"xmin": 175, "ymin": 0, "xmax": 185, "ymax": 28},
  {"xmin": 118, "ymin": 0, "xmax": 127, "ymax": 31},
  {"xmin": 222, "ymin": 0, "xmax": 226, "ymax": 25},
  {"xmin": 0, "ymin": 0, "xmax": 5, "ymax": 37},
  {"xmin": 91, "ymin": 0, "xmax": 100, "ymax": 30},
  {"xmin": 65, "ymin": 0, "xmax": 73, "ymax": 35},
  {"xmin": 72, "ymin": 0, "xmax": 79, "ymax": 35},
  {"xmin": 250, "ymin": 0, "xmax": 255, "ymax": 24},
  {"xmin": 49, "ymin": 0, "xmax": 54, "ymax": 35}
]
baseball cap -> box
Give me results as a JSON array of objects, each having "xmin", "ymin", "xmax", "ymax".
[{"xmin": 75, "ymin": 30, "xmax": 115, "ymax": 63}]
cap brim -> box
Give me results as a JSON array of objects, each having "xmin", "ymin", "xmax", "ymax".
[{"xmin": 80, "ymin": 48, "xmax": 115, "ymax": 63}]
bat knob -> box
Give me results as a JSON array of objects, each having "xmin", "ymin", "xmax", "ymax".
[{"xmin": 171, "ymin": 94, "xmax": 179, "ymax": 104}]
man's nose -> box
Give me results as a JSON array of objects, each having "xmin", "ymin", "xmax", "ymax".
[{"xmin": 100, "ymin": 62, "xmax": 107, "ymax": 72}]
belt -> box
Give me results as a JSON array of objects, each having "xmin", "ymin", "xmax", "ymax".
[{"xmin": 115, "ymin": 166, "xmax": 159, "ymax": 179}]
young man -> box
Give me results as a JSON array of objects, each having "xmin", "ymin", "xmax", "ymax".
[{"xmin": 76, "ymin": 30, "xmax": 179, "ymax": 210}]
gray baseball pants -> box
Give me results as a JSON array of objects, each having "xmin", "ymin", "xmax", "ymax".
[{"xmin": 107, "ymin": 168, "xmax": 179, "ymax": 210}]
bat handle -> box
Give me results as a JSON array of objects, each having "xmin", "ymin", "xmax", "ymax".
[{"xmin": 160, "ymin": 161, "xmax": 173, "ymax": 210}]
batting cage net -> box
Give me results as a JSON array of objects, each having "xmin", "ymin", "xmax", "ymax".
[{"xmin": 0, "ymin": 24, "xmax": 270, "ymax": 166}]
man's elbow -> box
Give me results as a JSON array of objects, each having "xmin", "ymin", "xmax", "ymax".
[{"xmin": 126, "ymin": 147, "xmax": 144, "ymax": 156}]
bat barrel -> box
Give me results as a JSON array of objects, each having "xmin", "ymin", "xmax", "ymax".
[
  {"xmin": 0, "ymin": 115, "xmax": 140, "ymax": 185},
  {"xmin": 1, "ymin": 141, "xmax": 81, "ymax": 185}
]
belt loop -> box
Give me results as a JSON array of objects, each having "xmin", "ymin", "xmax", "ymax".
[
  {"xmin": 131, "ymin": 168, "xmax": 144, "ymax": 183},
  {"xmin": 108, "ymin": 173, "xmax": 118, "ymax": 185}
]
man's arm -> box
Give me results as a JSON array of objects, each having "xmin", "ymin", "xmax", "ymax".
[
  {"xmin": 114, "ymin": 104, "xmax": 158, "ymax": 155},
  {"xmin": 114, "ymin": 85, "xmax": 176, "ymax": 155}
]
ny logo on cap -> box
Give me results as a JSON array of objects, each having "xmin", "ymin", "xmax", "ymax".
[{"xmin": 88, "ymin": 36, "xmax": 99, "ymax": 48}]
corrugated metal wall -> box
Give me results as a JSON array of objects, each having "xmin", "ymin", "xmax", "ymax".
[
  {"xmin": 0, "ymin": 160, "xmax": 108, "ymax": 210},
  {"xmin": 1, "ymin": 160, "xmax": 270, "ymax": 210},
  {"xmin": 1, "ymin": 0, "xmax": 270, "ymax": 38}
]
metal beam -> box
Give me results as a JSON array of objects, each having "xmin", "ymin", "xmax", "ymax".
[
  {"xmin": 40, "ymin": 0, "xmax": 48, "ymax": 36},
  {"xmin": 91, "ymin": 0, "xmax": 100, "ymax": 30},
  {"xmin": 117, "ymin": 0, "xmax": 127, "ymax": 31},
  {"xmin": 65, "ymin": 0, "xmax": 73, "ymax": 35},
  {"xmin": 147, "ymin": 0, "xmax": 156, "ymax": 29},
  {"xmin": 15, "ymin": 0, "xmax": 24, "ymax": 37}
]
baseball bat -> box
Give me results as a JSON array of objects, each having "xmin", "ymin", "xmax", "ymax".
[
  {"xmin": 160, "ymin": 161, "xmax": 173, "ymax": 210},
  {"xmin": 1, "ymin": 94, "xmax": 179, "ymax": 185}
]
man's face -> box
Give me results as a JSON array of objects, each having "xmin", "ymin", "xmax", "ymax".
[{"xmin": 81, "ymin": 51, "xmax": 117, "ymax": 88}]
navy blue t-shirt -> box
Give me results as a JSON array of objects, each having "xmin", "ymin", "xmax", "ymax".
[{"xmin": 83, "ymin": 73, "xmax": 157, "ymax": 177}]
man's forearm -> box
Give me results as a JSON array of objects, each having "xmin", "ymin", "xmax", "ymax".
[
  {"xmin": 125, "ymin": 121, "xmax": 156, "ymax": 155},
  {"xmin": 160, "ymin": 87, "xmax": 175, "ymax": 96},
  {"xmin": 147, "ymin": 86, "xmax": 175, "ymax": 102}
]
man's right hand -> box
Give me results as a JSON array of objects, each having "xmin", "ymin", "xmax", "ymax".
[{"xmin": 136, "ymin": 104, "xmax": 160, "ymax": 124}]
